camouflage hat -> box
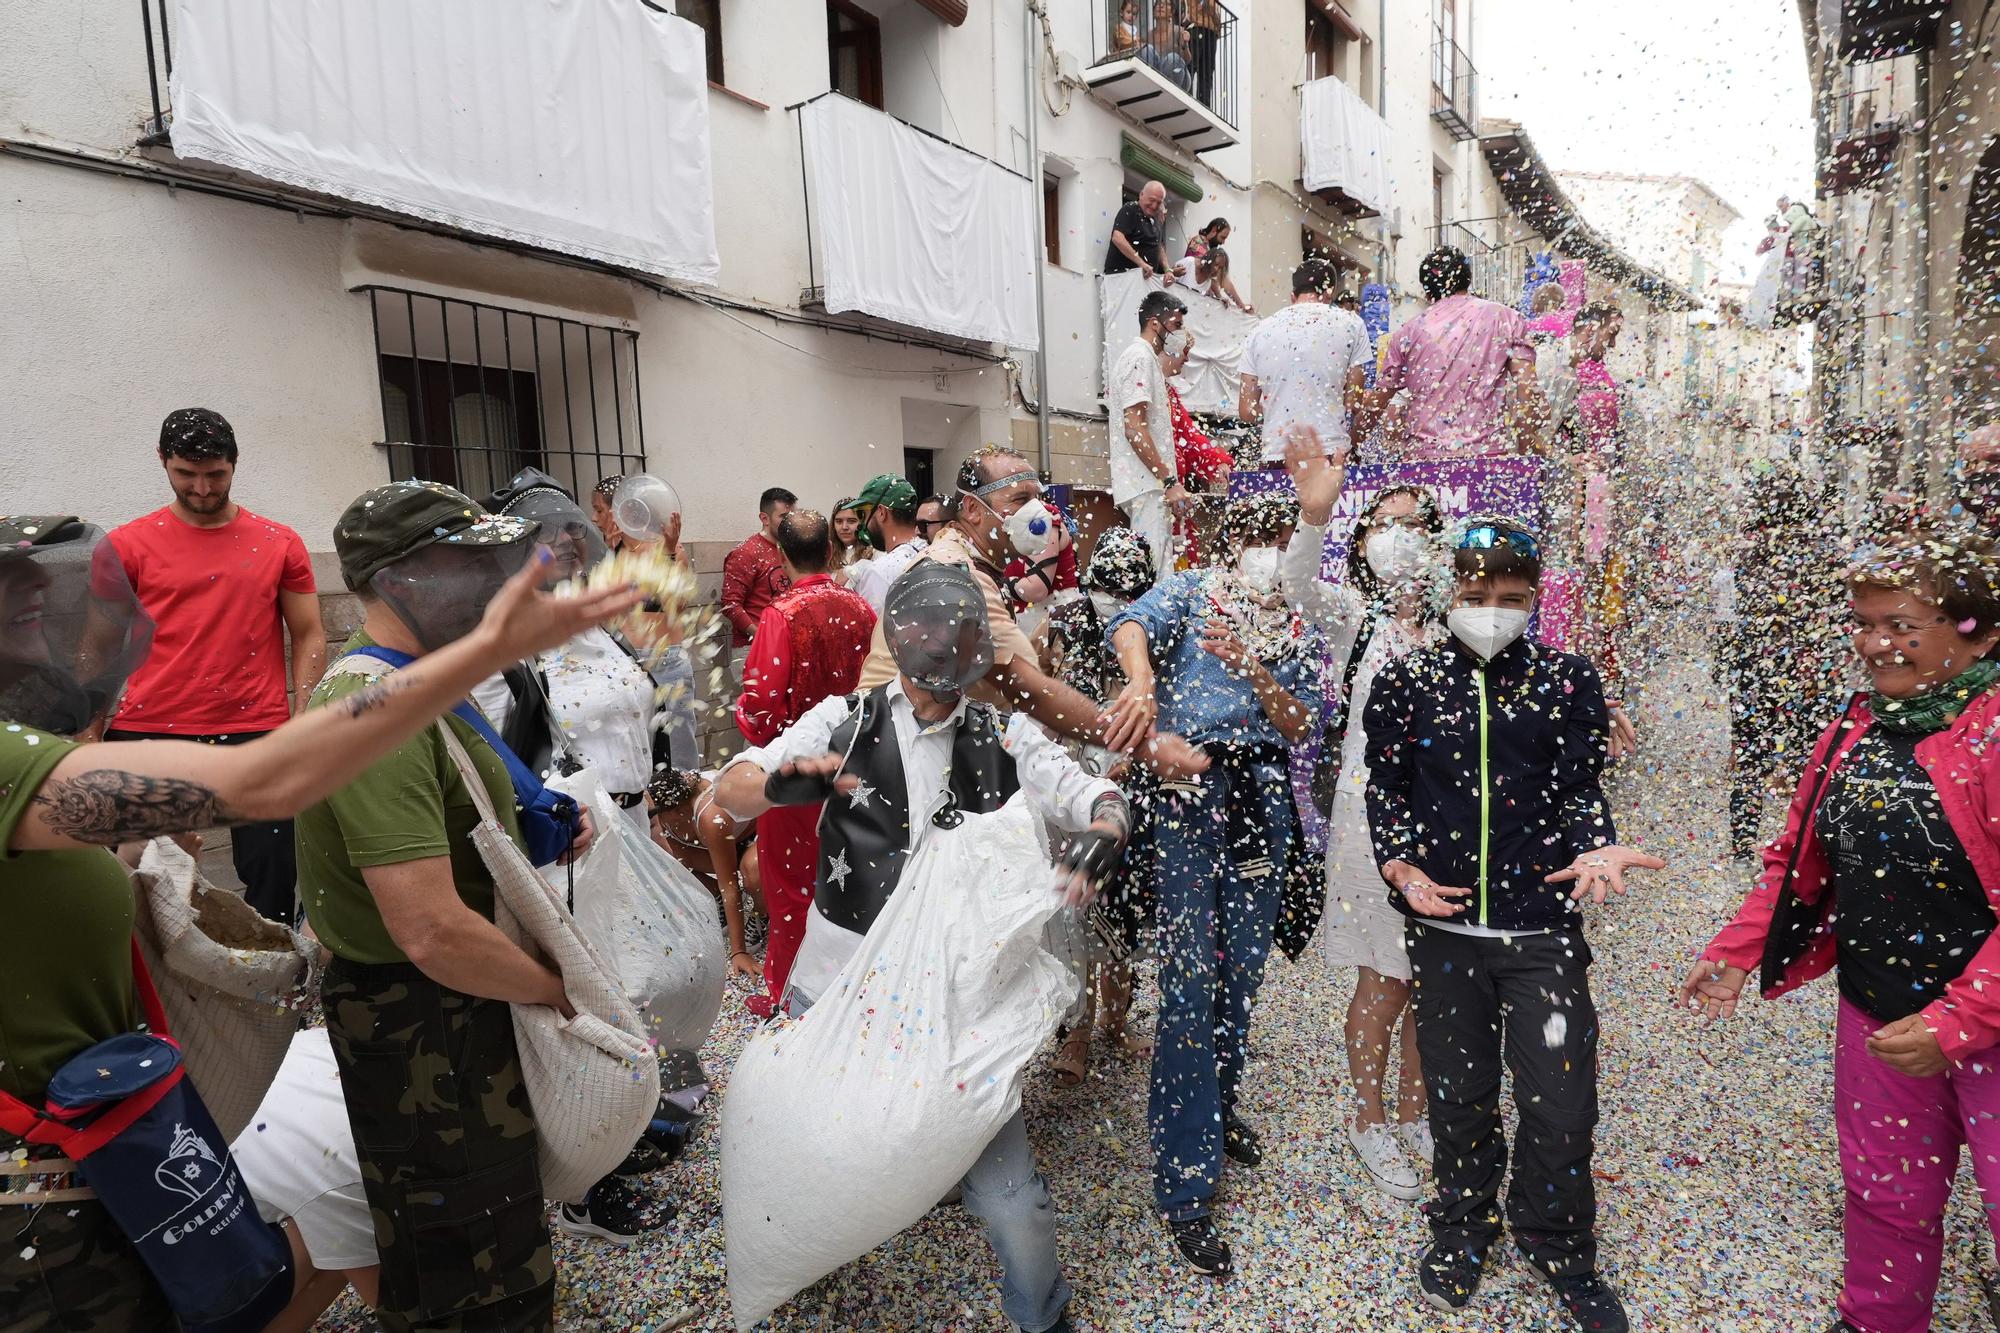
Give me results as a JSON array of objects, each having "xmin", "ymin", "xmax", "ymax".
[
  {"xmin": 854, "ymin": 473, "xmax": 919, "ymax": 513},
  {"xmin": 334, "ymin": 480, "xmax": 537, "ymax": 592},
  {"xmin": 0, "ymin": 516, "xmax": 88, "ymax": 558}
]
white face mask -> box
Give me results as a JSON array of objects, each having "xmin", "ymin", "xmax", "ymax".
[
  {"xmin": 1447, "ymin": 607, "xmax": 1531, "ymax": 660},
  {"xmin": 1002, "ymin": 498, "xmax": 1057, "ymax": 560},
  {"xmin": 1236, "ymin": 545, "xmax": 1280, "ymax": 594},
  {"xmin": 1364, "ymin": 528, "xmax": 1430, "ymax": 584},
  {"xmin": 1088, "ymin": 590, "xmax": 1127, "ymax": 621}
]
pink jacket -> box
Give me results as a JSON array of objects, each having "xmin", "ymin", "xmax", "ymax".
[{"xmin": 1705, "ymin": 686, "xmax": 2000, "ymax": 1062}]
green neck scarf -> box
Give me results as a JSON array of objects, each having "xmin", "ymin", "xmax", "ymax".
[{"xmin": 1872, "ymin": 658, "xmax": 2000, "ymax": 735}]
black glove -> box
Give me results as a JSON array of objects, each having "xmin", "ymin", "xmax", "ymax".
[
  {"xmin": 763, "ymin": 765, "xmax": 840, "ymax": 807},
  {"xmin": 1060, "ymin": 828, "xmax": 1125, "ymax": 885}
]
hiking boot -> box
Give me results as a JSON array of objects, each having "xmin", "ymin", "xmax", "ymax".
[
  {"xmin": 557, "ymin": 1180, "xmax": 668, "ymax": 1246},
  {"xmin": 1166, "ymin": 1215, "xmax": 1233, "ymax": 1276},
  {"xmin": 1222, "ymin": 1114, "xmax": 1263, "ymax": 1167},
  {"xmin": 1545, "ymin": 1271, "xmax": 1629, "ymax": 1332},
  {"xmin": 1348, "ymin": 1121, "xmax": 1423, "ymax": 1202},
  {"xmin": 1417, "ymin": 1242, "xmax": 1486, "ymax": 1312}
]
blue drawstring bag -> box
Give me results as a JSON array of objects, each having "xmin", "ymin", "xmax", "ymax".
[{"xmin": 0, "ymin": 944, "xmax": 291, "ymax": 1333}]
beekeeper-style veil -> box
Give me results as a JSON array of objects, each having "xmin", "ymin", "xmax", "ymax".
[
  {"xmin": 0, "ymin": 516, "xmax": 155, "ymax": 735},
  {"xmin": 882, "ymin": 562, "xmax": 993, "ymax": 701},
  {"xmin": 336, "ymin": 481, "xmax": 540, "ymax": 653},
  {"xmin": 486, "ymin": 467, "xmax": 608, "ymax": 583}
]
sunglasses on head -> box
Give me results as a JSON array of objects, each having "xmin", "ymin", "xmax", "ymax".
[{"xmin": 1457, "ymin": 524, "xmax": 1540, "ymax": 560}]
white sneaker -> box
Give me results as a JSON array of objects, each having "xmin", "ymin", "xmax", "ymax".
[
  {"xmin": 1396, "ymin": 1117, "xmax": 1434, "ymax": 1166},
  {"xmin": 1346, "ymin": 1121, "xmax": 1423, "ymax": 1201}
]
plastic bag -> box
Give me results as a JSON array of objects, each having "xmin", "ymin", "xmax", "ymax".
[
  {"xmin": 720, "ymin": 797, "xmax": 1075, "ymax": 1331},
  {"xmin": 548, "ymin": 769, "xmax": 727, "ymax": 1053}
]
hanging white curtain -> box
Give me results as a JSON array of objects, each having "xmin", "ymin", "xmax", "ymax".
[
  {"xmin": 800, "ymin": 94, "xmax": 1040, "ymax": 349},
  {"xmin": 1300, "ymin": 76, "xmax": 1391, "ymax": 217},
  {"xmin": 1098, "ymin": 270, "xmax": 1257, "ymax": 417},
  {"xmin": 169, "ymin": 0, "xmax": 720, "ymax": 285}
]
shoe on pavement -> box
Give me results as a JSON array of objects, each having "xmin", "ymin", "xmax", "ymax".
[
  {"xmin": 1417, "ymin": 1241, "xmax": 1486, "ymax": 1311},
  {"xmin": 1348, "ymin": 1121, "xmax": 1424, "ymax": 1202},
  {"xmin": 1395, "ymin": 1117, "xmax": 1434, "ymax": 1168},
  {"xmin": 557, "ymin": 1181, "xmax": 667, "ymax": 1246},
  {"xmin": 1166, "ymin": 1215, "xmax": 1233, "ymax": 1276},
  {"xmin": 1222, "ymin": 1114, "xmax": 1263, "ymax": 1167},
  {"xmin": 1544, "ymin": 1270, "xmax": 1629, "ymax": 1332}
]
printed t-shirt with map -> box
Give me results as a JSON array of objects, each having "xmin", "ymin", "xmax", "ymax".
[
  {"xmin": 294, "ymin": 632, "xmax": 523, "ymax": 966},
  {"xmin": 0, "ymin": 724, "xmax": 138, "ymax": 1104}
]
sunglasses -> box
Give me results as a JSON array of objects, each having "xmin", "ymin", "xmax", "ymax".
[{"xmin": 1458, "ymin": 524, "xmax": 1540, "ymax": 560}]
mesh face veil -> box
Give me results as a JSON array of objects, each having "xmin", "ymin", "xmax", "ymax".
[
  {"xmin": 369, "ymin": 538, "xmax": 536, "ymax": 652},
  {"xmin": 0, "ymin": 519, "xmax": 155, "ymax": 735},
  {"xmin": 488, "ymin": 470, "xmax": 608, "ymax": 582},
  {"xmin": 882, "ymin": 562, "xmax": 994, "ymax": 700}
]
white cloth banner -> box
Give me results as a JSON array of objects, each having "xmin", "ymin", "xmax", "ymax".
[
  {"xmin": 1300, "ymin": 75, "xmax": 1390, "ymax": 216},
  {"xmin": 1099, "ymin": 270, "xmax": 1257, "ymax": 417},
  {"xmin": 169, "ymin": 0, "xmax": 720, "ymax": 285},
  {"xmin": 801, "ymin": 94, "xmax": 1039, "ymax": 349}
]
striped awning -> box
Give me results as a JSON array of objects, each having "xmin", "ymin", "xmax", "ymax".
[
  {"xmin": 1120, "ymin": 134, "xmax": 1203, "ymax": 205},
  {"xmin": 912, "ymin": 0, "xmax": 968, "ymax": 25}
]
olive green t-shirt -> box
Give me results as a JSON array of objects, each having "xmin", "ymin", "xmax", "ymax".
[
  {"xmin": 294, "ymin": 634, "xmax": 524, "ymax": 965},
  {"xmin": 0, "ymin": 724, "xmax": 139, "ymax": 1103}
]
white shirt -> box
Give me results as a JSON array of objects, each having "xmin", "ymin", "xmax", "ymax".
[
  {"xmin": 471, "ymin": 627, "xmax": 655, "ymax": 793},
  {"xmin": 847, "ymin": 536, "xmax": 929, "ymax": 615},
  {"xmin": 1108, "ymin": 335, "xmax": 1170, "ymax": 506},
  {"xmin": 1241, "ymin": 302, "xmax": 1373, "ymax": 460},
  {"xmin": 722, "ymin": 679, "xmax": 1118, "ymax": 1000},
  {"xmin": 231, "ymin": 1029, "xmax": 377, "ymax": 1273}
]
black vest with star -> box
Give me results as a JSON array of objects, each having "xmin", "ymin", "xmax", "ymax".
[{"xmin": 814, "ymin": 684, "xmax": 1021, "ymax": 935}]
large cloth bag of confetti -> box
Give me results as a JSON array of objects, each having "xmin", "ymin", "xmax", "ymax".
[
  {"xmin": 720, "ymin": 796, "xmax": 1074, "ymax": 1330},
  {"xmin": 546, "ymin": 768, "xmax": 727, "ymax": 1053}
]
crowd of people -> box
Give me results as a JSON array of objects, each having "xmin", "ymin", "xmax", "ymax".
[{"xmin": 5, "ymin": 232, "xmax": 2000, "ymax": 1333}]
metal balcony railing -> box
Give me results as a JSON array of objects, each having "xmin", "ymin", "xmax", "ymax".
[
  {"xmin": 1430, "ymin": 219, "xmax": 1526, "ymax": 304},
  {"xmin": 138, "ymin": 0, "xmax": 174, "ymax": 146},
  {"xmin": 1430, "ymin": 25, "xmax": 1477, "ymax": 142},
  {"xmin": 1094, "ymin": 0, "xmax": 1240, "ymax": 129}
]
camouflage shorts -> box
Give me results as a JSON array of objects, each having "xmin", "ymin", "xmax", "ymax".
[
  {"xmin": 323, "ymin": 958, "xmax": 554, "ymax": 1333},
  {"xmin": 0, "ymin": 1180, "xmax": 171, "ymax": 1333}
]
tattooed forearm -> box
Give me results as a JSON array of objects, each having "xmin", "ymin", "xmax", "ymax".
[
  {"xmin": 33, "ymin": 770, "xmax": 242, "ymax": 845},
  {"xmin": 339, "ymin": 677, "xmax": 409, "ymax": 719}
]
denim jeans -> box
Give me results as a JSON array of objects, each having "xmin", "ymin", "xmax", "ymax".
[
  {"xmin": 792, "ymin": 989, "xmax": 1071, "ymax": 1331},
  {"xmin": 1148, "ymin": 748, "xmax": 1290, "ymax": 1220}
]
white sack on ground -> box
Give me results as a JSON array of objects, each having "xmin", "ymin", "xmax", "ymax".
[
  {"xmin": 720, "ymin": 798, "xmax": 1075, "ymax": 1331},
  {"xmin": 800, "ymin": 93, "xmax": 1040, "ymax": 348},
  {"xmin": 549, "ymin": 768, "xmax": 727, "ymax": 1055},
  {"xmin": 1100, "ymin": 269, "xmax": 1257, "ymax": 416},
  {"xmin": 169, "ymin": 0, "xmax": 720, "ymax": 284}
]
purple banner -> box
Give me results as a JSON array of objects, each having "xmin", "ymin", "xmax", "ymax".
[{"xmin": 1229, "ymin": 457, "xmax": 1547, "ymax": 852}]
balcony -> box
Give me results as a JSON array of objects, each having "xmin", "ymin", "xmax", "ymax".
[
  {"xmin": 793, "ymin": 93, "xmax": 1040, "ymax": 349},
  {"xmin": 1430, "ymin": 26, "xmax": 1478, "ymax": 142},
  {"xmin": 1432, "ymin": 220, "xmax": 1527, "ymax": 306},
  {"xmin": 1830, "ymin": 0, "xmax": 1948, "ymax": 63},
  {"xmin": 1084, "ymin": 0, "xmax": 1241, "ymax": 155},
  {"xmin": 1826, "ymin": 122, "xmax": 1901, "ymax": 195},
  {"xmin": 137, "ymin": 0, "xmax": 719, "ymax": 285},
  {"xmin": 1300, "ymin": 75, "xmax": 1389, "ymax": 218}
]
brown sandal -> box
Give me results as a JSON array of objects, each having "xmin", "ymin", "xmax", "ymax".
[{"xmin": 1051, "ymin": 1027, "xmax": 1091, "ymax": 1086}]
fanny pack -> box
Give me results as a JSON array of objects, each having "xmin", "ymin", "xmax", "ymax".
[{"xmin": 0, "ymin": 943, "xmax": 291, "ymax": 1333}]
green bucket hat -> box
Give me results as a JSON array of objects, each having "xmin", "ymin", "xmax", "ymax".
[
  {"xmin": 854, "ymin": 473, "xmax": 919, "ymax": 514},
  {"xmin": 334, "ymin": 480, "xmax": 537, "ymax": 592}
]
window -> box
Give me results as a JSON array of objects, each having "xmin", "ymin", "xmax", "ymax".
[
  {"xmin": 1433, "ymin": 167, "xmax": 1448, "ymax": 232},
  {"xmin": 366, "ymin": 288, "xmax": 645, "ymax": 501},
  {"xmin": 903, "ymin": 447, "xmax": 935, "ymax": 500},
  {"xmin": 1043, "ymin": 176, "xmax": 1062, "ymax": 266},
  {"xmin": 1432, "ymin": 0, "xmax": 1456, "ymax": 109},
  {"xmin": 828, "ymin": 0, "xmax": 883, "ymax": 110},
  {"xmin": 680, "ymin": 0, "xmax": 725, "ymax": 86},
  {"xmin": 1305, "ymin": 8, "xmax": 1345, "ymax": 83}
]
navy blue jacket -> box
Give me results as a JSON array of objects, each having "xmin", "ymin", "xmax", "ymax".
[{"xmin": 1363, "ymin": 637, "xmax": 1614, "ymax": 932}]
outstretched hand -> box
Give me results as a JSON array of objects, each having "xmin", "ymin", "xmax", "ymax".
[
  {"xmin": 481, "ymin": 547, "xmax": 643, "ymax": 663},
  {"xmin": 1675, "ymin": 957, "xmax": 1748, "ymax": 1022},
  {"xmin": 1545, "ymin": 844, "xmax": 1666, "ymax": 904},
  {"xmin": 1282, "ymin": 425, "xmax": 1348, "ymax": 526}
]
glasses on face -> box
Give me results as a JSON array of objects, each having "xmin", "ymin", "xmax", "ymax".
[
  {"xmin": 1843, "ymin": 613, "xmax": 1952, "ymax": 640},
  {"xmin": 1458, "ymin": 524, "xmax": 1540, "ymax": 560}
]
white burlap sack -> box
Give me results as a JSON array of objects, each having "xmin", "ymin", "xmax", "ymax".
[
  {"xmin": 720, "ymin": 797, "xmax": 1075, "ymax": 1331},
  {"xmin": 546, "ymin": 769, "xmax": 727, "ymax": 1054},
  {"xmin": 130, "ymin": 837, "xmax": 321, "ymax": 1142},
  {"xmin": 434, "ymin": 724, "xmax": 661, "ymax": 1204}
]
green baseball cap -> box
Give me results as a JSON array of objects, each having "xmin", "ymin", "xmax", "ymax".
[
  {"xmin": 854, "ymin": 473, "xmax": 918, "ymax": 513},
  {"xmin": 334, "ymin": 480, "xmax": 538, "ymax": 592}
]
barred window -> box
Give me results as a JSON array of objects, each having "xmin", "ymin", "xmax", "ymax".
[{"xmin": 365, "ymin": 287, "xmax": 645, "ymax": 502}]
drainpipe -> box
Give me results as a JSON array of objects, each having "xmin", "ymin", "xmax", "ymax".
[
  {"xmin": 1026, "ymin": 0, "xmax": 1052, "ymax": 477},
  {"xmin": 1376, "ymin": 0, "xmax": 1390, "ymax": 283},
  {"xmin": 1910, "ymin": 44, "xmax": 1933, "ymax": 491}
]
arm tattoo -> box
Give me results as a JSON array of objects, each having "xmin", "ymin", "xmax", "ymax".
[
  {"xmin": 340, "ymin": 678, "xmax": 407, "ymax": 719},
  {"xmin": 34, "ymin": 770, "xmax": 242, "ymax": 845}
]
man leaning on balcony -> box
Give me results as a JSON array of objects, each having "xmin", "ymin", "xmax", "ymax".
[{"xmin": 1105, "ymin": 181, "xmax": 1172, "ymax": 282}]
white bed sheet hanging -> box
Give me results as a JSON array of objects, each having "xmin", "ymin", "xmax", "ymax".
[
  {"xmin": 1099, "ymin": 270, "xmax": 1257, "ymax": 417},
  {"xmin": 169, "ymin": 0, "xmax": 720, "ymax": 286},
  {"xmin": 1300, "ymin": 75, "xmax": 1390, "ymax": 217},
  {"xmin": 800, "ymin": 94, "xmax": 1039, "ymax": 349}
]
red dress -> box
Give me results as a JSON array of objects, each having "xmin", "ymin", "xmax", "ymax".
[
  {"xmin": 734, "ymin": 574, "xmax": 877, "ymax": 1011},
  {"xmin": 1168, "ymin": 383, "xmax": 1233, "ymax": 564}
]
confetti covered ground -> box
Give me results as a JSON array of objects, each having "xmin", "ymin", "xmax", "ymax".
[{"xmin": 315, "ymin": 617, "xmax": 2000, "ymax": 1333}]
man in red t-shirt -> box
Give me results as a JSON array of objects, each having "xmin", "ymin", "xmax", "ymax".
[
  {"xmin": 720, "ymin": 486, "xmax": 796, "ymax": 646},
  {"xmin": 105, "ymin": 408, "xmax": 324, "ymax": 923},
  {"xmin": 734, "ymin": 509, "xmax": 874, "ymax": 1010}
]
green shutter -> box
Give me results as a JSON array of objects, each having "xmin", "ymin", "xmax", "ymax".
[{"xmin": 1120, "ymin": 134, "xmax": 1203, "ymax": 205}]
